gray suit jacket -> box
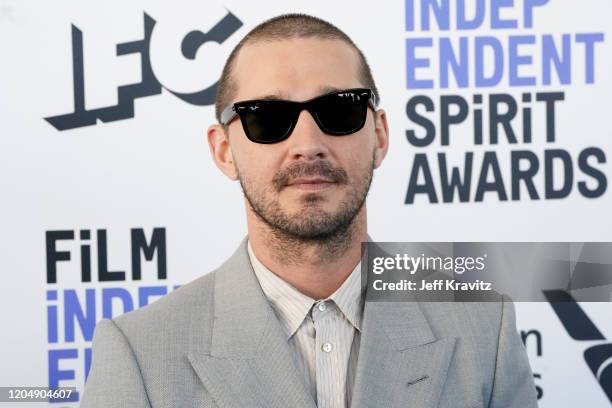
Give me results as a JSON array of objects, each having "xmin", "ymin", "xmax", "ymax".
[{"xmin": 81, "ymin": 238, "xmax": 538, "ymax": 408}]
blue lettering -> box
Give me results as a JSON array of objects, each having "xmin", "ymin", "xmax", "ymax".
[
  {"xmin": 64, "ymin": 289, "xmax": 96, "ymax": 342},
  {"xmin": 48, "ymin": 349, "xmax": 79, "ymax": 402},
  {"xmin": 138, "ymin": 286, "xmax": 168, "ymax": 307},
  {"xmin": 457, "ymin": 0, "xmax": 485, "ymax": 30},
  {"xmin": 575, "ymin": 33, "xmax": 604, "ymax": 84},
  {"xmin": 524, "ymin": 0, "xmax": 549, "ymax": 28},
  {"xmin": 509, "ymin": 35, "xmax": 536, "ymax": 86},
  {"xmin": 405, "ymin": 0, "xmax": 415, "ymax": 30},
  {"xmin": 421, "ymin": 0, "xmax": 450, "ymax": 30},
  {"xmin": 475, "ymin": 36, "xmax": 503, "ymax": 87},
  {"xmin": 102, "ymin": 288, "xmax": 134, "ymax": 319},
  {"xmin": 491, "ymin": 0, "xmax": 518, "ymax": 29},
  {"xmin": 542, "ymin": 34, "xmax": 571, "ymax": 85},
  {"xmin": 85, "ymin": 347, "xmax": 92, "ymax": 381},
  {"xmin": 406, "ymin": 38, "xmax": 434, "ymax": 89},
  {"xmin": 47, "ymin": 290, "xmax": 58, "ymax": 343},
  {"xmin": 440, "ymin": 37, "xmax": 469, "ymax": 88}
]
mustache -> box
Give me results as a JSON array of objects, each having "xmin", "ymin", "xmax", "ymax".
[{"xmin": 272, "ymin": 160, "xmax": 349, "ymax": 192}]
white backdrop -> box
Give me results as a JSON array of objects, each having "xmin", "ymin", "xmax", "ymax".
[{"xmin": 1, "ymin": 0, "xmax": 611, "ymax": 406}]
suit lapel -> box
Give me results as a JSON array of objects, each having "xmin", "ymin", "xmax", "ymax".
[
  {"xmin": 186, "ymin": 237, "xmax": 457, "ymax": 408},
  {"xmin": 351, "ymin": 298, "xmax": 456, "ymax": 408},
  {"xmin": 187, "ymin": 238, "xmax": 316, "ymax": 408}
]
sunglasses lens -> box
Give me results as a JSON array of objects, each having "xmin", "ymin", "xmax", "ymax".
[
  {"xmin": 233, "ymin": 90, "xmax": 372, "ymax": 144},
  {"xmin": 313, "ymin": 91, "xmax": 368, "ymax": 135},
  {"xmin": 240, "ymin": 101, "xmax": 296, "ymax": 143}
]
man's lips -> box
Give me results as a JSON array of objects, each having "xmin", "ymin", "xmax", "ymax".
[{"xmin": 286, "ymin": 177, "xmax": 336, "ymax": 190}]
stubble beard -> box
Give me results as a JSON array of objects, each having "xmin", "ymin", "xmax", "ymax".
[{"xmin": 237, "ymin": 155, "xmax": 375, "ymax": 265}]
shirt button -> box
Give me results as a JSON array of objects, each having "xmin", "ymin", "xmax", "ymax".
[
  {"xmin": 317, "ymin": 302, "xmax": 327, "ymax": 312},
  {"xmin": 322, "ymin": 342, "xmax": 333, "ymax": 353}
]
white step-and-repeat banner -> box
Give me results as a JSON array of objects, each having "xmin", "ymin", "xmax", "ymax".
[{"xmin": 1, "ymin": 0, "xmax": 611, "ymax": 406}]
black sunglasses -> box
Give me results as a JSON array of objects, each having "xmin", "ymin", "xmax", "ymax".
[{"xmin": 220, "ymin": 88, "xmax": 378, "ymax": 144}]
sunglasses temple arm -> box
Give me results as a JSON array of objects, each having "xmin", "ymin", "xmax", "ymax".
[{"xmin": 220, "ymin": 105, "xmax": 238, "ymax": 125}]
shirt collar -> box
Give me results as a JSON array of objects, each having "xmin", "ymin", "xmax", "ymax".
[{"xmin": 247, "ymin": 240, "xmax": 364, "ymax": 339}]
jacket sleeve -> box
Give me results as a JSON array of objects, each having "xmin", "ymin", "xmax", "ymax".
[
  {"xmin": 488, "ymin": 296, "xmax": 539, "ymax": 408},
  {"xmin": 80, "ymin": 319, "xmax": 152, "ymax": 408}
]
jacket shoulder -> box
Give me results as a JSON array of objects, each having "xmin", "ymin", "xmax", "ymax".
[{"xmin": 109, "ymin": 271, "xmax": 216, "ymax": 347}]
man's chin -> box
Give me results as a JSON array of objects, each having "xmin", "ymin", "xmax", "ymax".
[
  {"xmin": 282, "ymin": 189, "xmax": 343, "ymax": 206},
  {"xmin": 276, "ymin": 222, "xmax": 345, "ymax": 241},
  {"xmin": 282, "ymin": 202, "xmax": 336, "ymax": 217}
]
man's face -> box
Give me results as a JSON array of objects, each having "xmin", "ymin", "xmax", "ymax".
[{"xmin": 222, "ymin": 38, "xmax": 386, "ymax": 240}]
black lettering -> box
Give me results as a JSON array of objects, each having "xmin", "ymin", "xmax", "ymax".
[
  {"xmin": 578, "ymin": 147, "xmax": 607, "ymax": 198},
  {"xmin": 406, "ymin": 96, "xmax": 436, "ymax": 147},
  {"xmin": 440, "ymin": 95, "xmax": 468, "ymax": 146},
  {"xmin": 80, "ymin": 230, "xmax": 91, "ymax": 282},
  {"xmin": 97, "ymin": 230, "xmax": 125, "ymax": 281},
  {"xmin": 475, "ymin": 152, "xmax": 507, "ymax": 201},
  {"xmin": 489, "ymin": 94, "xmax": 518, "ymax": 145},
  {"xmin": 511, "ymin": 150, "xmax": 540, "ymax": 200},
  {"xmin": 521, "ymin": 93, "xmax": 532, "ymax": 143},
  {"xmin": 545, "ymin": 149, "xmax": 573, "ymax": 199},
  {"xmin": 406, "ymin": 154, "xmax": 438, "ymax": 203},
  {"xmin": 473, "ymin": 94, "xmax": 483, "ymax": 145},
  {"xmin": 521, "ymin": 329, "xmax": 543, "ymax": 357},
  {"xmin": 172, "ymin": 12, "xmax": 243, "ymax": 104},
  {"xmin": 536, "ymin": 92, "xmax": 564, "ymax": 143},
  {"xmin": 131, "ymin": 228, "xmax": 167, "ymax": 280},
  {"xmin": 46, "ymin": 230, "xmax": 74, "ymax": 284},
  {"xmin": 438, "ymin": 152, "xmax": 472, "ymax": 202}
]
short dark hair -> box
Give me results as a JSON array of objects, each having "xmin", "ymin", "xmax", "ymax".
[{"xmin": 214, "ymin": 13, "xmax": 380, "ymax": 123}]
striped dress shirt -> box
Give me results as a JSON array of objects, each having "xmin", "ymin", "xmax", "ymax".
[{"xmin": 247, "ymin": 241, "xmax": 364, "ymax": 408}]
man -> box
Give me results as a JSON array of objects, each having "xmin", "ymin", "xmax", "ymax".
[{"xmin": 82, "ymin": 13, "xmax": 538, "ymax": 408}]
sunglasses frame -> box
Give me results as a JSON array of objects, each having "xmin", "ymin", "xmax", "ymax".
[{"xmin": 220, "ymin": 88, "xmax": 378, "ymax": 144}]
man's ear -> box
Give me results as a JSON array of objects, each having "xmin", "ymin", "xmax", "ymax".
[
  {"xmin": 207, "ymin": 124, "xmax": 238, "ymax": 180},
  {"xmin": 373, "ymin": 109, "xmax": 389, "ymax": 169}
]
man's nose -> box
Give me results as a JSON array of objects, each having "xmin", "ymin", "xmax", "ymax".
[{"xmin": 285, "ymin": 110, "xmax": 330, "ymax": 161}]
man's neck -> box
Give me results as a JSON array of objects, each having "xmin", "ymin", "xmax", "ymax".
[{"xmin": 247, "ymin": 209, "xmax": 367, "ymax": 300}]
